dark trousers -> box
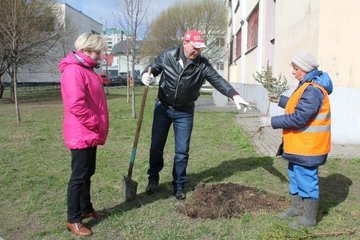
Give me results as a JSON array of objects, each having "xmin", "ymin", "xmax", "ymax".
[
  {"xmin": 147, "ymin": 100, "xmax": 194, "ymax": 190},
  {"xmin": 67, "ymin": 147, "xmax": 96, "ymax": 223}
]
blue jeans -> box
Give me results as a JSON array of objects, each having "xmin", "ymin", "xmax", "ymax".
[
  {"xmin": 288, "ymin": 162, "xmax": 319, "ymax": 199},
  {"xmin": 147, "ymin": 99, "xmax": 194, "ymax": 190}
]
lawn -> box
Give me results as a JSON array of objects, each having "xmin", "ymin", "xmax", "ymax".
[{"xmin": 0, "ymin": 86, "xmax": 359, "ymax": 239}]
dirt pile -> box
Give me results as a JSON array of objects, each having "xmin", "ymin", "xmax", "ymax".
[{"xmin": 176, "ymin": 182, "xmax": 288, "ymax": 219}]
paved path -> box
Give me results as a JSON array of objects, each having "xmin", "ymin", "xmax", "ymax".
[{"xmin": 195, "ymin": 98, "xmax": 359, "ymax": 159}]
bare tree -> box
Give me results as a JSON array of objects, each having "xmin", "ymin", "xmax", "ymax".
[
  {"xmin": 0, "ymin": 0, "xmax": 65, "ymax": 122},
  {"xmin": 141, "ymin": 0, "xmax": 227, "ymax": 63},
  {"xmin": 0, "ymin": 4, "xmax": 11, "ymax": 99},
  {"xmin": 0, "ymin": 43, "xmax": 10, "ymax": 99},
  {"xmin": 115, "ymin": 0, "xmax": 154, "ymax": 118}
]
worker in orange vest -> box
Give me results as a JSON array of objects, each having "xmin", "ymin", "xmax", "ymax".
[{"xmin": 259, "ymin": 51, "xmax": 332, "ymax": 228}]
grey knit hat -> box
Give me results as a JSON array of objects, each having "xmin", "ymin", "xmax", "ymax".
[{"xmin": 291, "ymin": 51, "xmax": 319, "ymax": 72}]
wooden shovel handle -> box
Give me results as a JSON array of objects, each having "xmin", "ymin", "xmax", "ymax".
[{"xmin": 127, "ymin": 67, "xmax": 151, "ymax": 179}]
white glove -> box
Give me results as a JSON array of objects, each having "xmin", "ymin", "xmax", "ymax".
[
  {"xmin": 259, "ymin": 117, "xmax": 272, "ymax": 128},
  {"xmin": 233, "ymin": 95, "xmax": 250, "ymax": 112},
  {"xmin": 141, "ymin": 72, "xmax": 154, "ymax": 86}
]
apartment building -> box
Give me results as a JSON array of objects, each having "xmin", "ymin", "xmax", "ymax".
[
  {"xmin": 15, "ymin": 3, "xmax": 103, "ymax": 84},
  {"xmin": 101, "ymin": 28, "xmax": 132, "ymax": 76}
]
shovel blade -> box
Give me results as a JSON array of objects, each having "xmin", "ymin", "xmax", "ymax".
[{"xmin": 123, "ymin": 176, "xmax": 138, "ymax": 201}]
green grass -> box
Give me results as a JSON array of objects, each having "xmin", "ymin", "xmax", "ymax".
[{"xmin": 0, "ymin": 87, "xmax": 359, "ymax": 239}]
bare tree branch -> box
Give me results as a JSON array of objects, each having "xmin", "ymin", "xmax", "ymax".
[
  {"xmin": 114, "ymin": 0, "xmax": 154, "ymax": 118},
  {"xmin": 0, "ymin": 0, "xmax": 66, "ymax": 121},
  {"xmin": 141, "ymin": 0, "xmax": 227, "ymax": 64}
]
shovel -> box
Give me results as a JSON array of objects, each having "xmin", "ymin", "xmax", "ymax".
[{"xmin": 122, "ymin": 67, "xmax": 151, "ymax": 201}]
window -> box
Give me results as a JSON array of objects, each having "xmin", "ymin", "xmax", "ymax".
[
  {"xmin": 235, "ymin": 29, "xmax": 241, "ymax": 59},
  {"xmin": 247, "ymin": 4, "xmax": 259, "ymax": 52}
]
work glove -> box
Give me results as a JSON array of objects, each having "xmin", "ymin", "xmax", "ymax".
[
  {"xmin": 233, "ymin": 95, "xmax": 250, "ymax": 112},
  {"xmin": 141, "ymin": 72, "xmax": 154, "ymax": 86},
  {"xmin": 259, "ymin": 117, "xmax": 272, "ymax": 128}
]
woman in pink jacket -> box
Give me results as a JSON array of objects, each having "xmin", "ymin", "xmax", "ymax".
[{"xmin": 59, "ymin": 33, "xmax": 109, "ymax": 237}]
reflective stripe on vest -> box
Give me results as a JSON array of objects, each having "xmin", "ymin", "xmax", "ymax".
[
  {"xmin": 296, "ymin": 125, "xmax": 331, "ymax": 133},
  {"xmin": 283, "ymin": 82, "xmax": 331, "ymax": 156}
]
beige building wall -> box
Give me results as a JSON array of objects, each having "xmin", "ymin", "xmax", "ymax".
[
  {"xmin": 275, "ymin": 0, "xmax": 360, "ymax": 88},
  {"xmin": 318, "ymin": 0, "xmax": 360, "ymax": 88},
  {"xmin": 229, "ymin": 65, "xmax": 240, "ymax": 84},
  {"xmin": 317, "ymin": 0, "xmax": 360, "ymax": 143},
  {"xmin": 274, "ymin": 0, "xmax": 320, "ymax": 85},
  {"xmin": 244, "ymin": 50, "xmax": 257, "ymax": 84}
]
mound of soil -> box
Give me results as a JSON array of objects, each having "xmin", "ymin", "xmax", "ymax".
[{"xmin": 176, "ymin": 182, "xmax": 288, "ymax": 219}]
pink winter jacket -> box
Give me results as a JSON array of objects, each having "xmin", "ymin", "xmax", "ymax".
[{"xmin": 59, "ymin": 51, "xmax": 109, "ymax": 149}]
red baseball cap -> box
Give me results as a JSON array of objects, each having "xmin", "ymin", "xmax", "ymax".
[{"xmin": 183, "ymin": 30, "xmax": 207, "ymax": 49}]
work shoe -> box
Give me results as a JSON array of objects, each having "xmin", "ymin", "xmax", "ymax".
[
  {"xmin": 81, "ymin": 211, "xmax": 105, "ymax": 219},
  {"xmin": 66, "ymin": 222, "xmax": 92, "ymax": 236},
  {"xmin": 175, "ymin": 188, "xmax": 186, "ymax": 200},
  {"xmin": 146, "ymin": 179, "xmax": 159, "ymax": 195}
]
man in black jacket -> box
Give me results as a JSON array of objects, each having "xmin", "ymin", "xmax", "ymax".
[{"xmin": 142, "ymin": 30, "xmax": 249, "ymax": 200}]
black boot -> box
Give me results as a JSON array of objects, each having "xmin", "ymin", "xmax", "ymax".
[
  {"xmin": 289, "ymin": 199, "xmax": 318, "ymax": 228},
  {"xmin": 174, "ymin": 188, "xmax": 186, "ymax": 200},
  {"xmin": 146, "ymin": 178, "xmax": 159, "ymax": 195},
  {"xmin": 278, "ymin": 194, "xmax": 303, "ymax": 219}
]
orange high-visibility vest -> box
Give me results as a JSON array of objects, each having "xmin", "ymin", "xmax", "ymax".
[{"xmin": 283, "ymin": 82, "xmax": 331, "ymax": 156}]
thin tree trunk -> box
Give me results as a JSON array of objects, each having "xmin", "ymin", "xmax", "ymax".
[
  {"xmin": 126, "ymin": 39, "xmax": 130, "ymax": 103},
  {"xmin": 13, "ymin": 64, "xmax": 21, "ymax": 123},
  {"xmin": 131, "ymin": 50, "xmax": 137, "ymax": 119},
  {"xmin": 10, "ymin": 77, "xmax": 14, "ymax": 102},
  {"xmin": 0, "ymin": 77, "xmax": 4, "ymax": 99},
  {"xmin": 131, "ymin": 73, "xmax": 136, "ymax": 119}
]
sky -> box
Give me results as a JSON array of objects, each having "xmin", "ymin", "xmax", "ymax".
[{"xmin": 58, "ymin": 0, "xmax": 180, "ymax": 28}]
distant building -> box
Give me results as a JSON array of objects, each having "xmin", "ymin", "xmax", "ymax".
[
  {"xmin": 14, "ymin": 3, "xmax": 102, "ymax": 84},
  {"xmin": 110, "ymin": 40, "xmax": 149, "ymax": 80},
  {"xmin": 101, "ymin": 28, "xmax": 131, "ymax": 76},
  {"xmin": 225, "ymin": 0, "xmax": 360, "ymax": 144},
  {"xmin": 102, "ymin": 28, "xmax": 127, "ymax": 54}
]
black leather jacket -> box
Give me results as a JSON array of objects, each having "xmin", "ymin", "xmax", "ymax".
[{"xmin": 144, "ymin": 47, "xmax": 238, "ymax": 108}]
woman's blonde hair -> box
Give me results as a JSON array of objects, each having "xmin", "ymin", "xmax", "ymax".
[{"xmin": 74, "ymin": 33, "xmax": 107, "ymax": 52}]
